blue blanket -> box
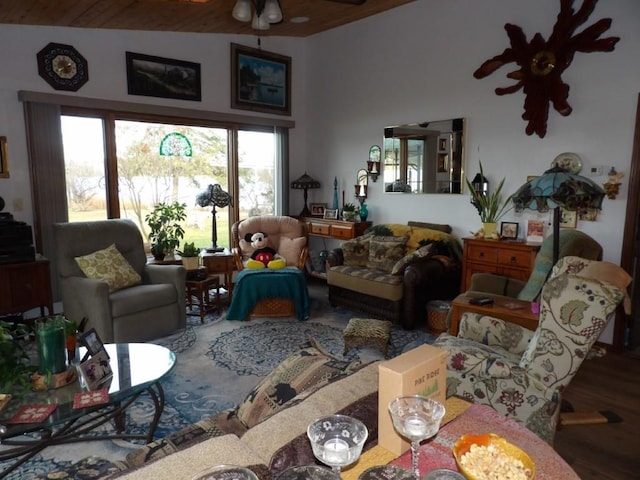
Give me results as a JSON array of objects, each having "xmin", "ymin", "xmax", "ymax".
[{"xmin": 226, "ymin": 268, "xmax": 310, "ymax": 321}]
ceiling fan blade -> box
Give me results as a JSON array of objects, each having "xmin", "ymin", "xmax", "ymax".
[{"xmin": 325, "ymin": 0, "xmax": 367, "ymax": 5}]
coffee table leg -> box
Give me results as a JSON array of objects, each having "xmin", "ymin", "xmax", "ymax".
[{"xmin": 144, "ymin": 382, "xmax": 166, "ymax": 443}]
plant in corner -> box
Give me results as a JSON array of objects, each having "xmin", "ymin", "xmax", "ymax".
[
  {"xmin": 465, "ymin": 161, "xmax": 512, "ymax": 237},
  {"xmin": 145, "ymin": 201, "xmax": 187, "ymax": 260}
]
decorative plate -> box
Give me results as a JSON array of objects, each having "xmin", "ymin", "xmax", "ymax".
[
  {"xmin": 551, "ymin": 152, "xmax": 582, "ymax": 174},
  {"xmin": 276, "ymin": 465, "xmax": 340, "ymax": 480},
  {"xmin": 190, "ymin": 465, "xmax": 258, "ymax": 480}
]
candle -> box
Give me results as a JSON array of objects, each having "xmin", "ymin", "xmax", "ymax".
[
  {"xmin": 36, "ymin": 317, "xmax": 67, "ymax": 375},
  {"xmin": 323, "ymin": 437, "xmax": 349, "ymax": 465},
  {"xmin": 372, "ymin": 161, "xmax": 378, "ymax": 174},
  {"xmin": 342, "ymin": 190, "xmax": 345, "ymax": 208},
  {"xmin": 359, "ymin": 185, "xmax": 365, "ymax": 197}
]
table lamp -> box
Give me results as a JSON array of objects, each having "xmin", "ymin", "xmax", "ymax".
[
  {"xmin": 291, "ymin": 173, "xmax": 320, "ymax": 217},
  {"xmin": 196, "ymin": 184, "xmax": 233, "ymax": 253}
]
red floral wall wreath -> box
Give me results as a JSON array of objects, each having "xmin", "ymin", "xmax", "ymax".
[{"xmin": 473, "ymin": 0, "xmax": 620, "ymax": 138}]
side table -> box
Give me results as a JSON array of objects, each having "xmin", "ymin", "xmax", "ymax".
[
  {"xmin": 186, "ymin": 275, "xmax": 221, "ymax": 323},
  {"xmin": 449, "ymin": 293, "xmax": 538, "ymax": 336},
  {"xmin": 201, "ymin": 251, "xmax": 235, "ymax": 300}
]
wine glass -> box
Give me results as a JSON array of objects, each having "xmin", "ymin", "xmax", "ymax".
[
  {"xmin": 388, "ymin": 395, "xmax": 446, "ymax": 479},
  {"xmin": 307, "ymin": 414, "xmax": 368, "ymax": 473}
]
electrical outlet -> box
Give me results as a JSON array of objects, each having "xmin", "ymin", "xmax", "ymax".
[{"xmin": 588, "ymin": 166, "xmax": 603, "ymax": 176}]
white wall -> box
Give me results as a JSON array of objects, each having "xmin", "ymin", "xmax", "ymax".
[{"xmin": 1, "ymin": 0, "xmax": 639, "ymax": 342}]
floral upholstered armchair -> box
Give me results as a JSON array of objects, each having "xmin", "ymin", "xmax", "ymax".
[{"xmin": 433, "ymin": 258, "xmax": 627, "ymax": 444}]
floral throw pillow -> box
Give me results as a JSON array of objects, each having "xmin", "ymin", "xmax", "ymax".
[
  {"xmin": 367, "ymin": 235, "xmax": 408, "ymax": 273},
  {"xmin": 75, "ymin": 243, "xmax": 141, "ymax": 293}
]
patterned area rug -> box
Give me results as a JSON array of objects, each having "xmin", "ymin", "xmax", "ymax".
[{"xmin": 1, "ymin": 285, "xmax": 436, "ymax": 479}]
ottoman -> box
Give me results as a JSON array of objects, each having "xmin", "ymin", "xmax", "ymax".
[{"xmin": 343, "ymin": 318, "xmax": 392, "ymax": 357}]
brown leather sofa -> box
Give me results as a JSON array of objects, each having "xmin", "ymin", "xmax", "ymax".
[{"xmin": 326, "ymin": 221, "xmax": 461, "ymax": 330}]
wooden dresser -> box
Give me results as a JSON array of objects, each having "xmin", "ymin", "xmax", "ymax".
[
  {"xmin": 460, "ymin": 238, "xmax": 540, "ymax": 291},
  {"xmin": 300, "ymin": 217, "xmax": 371, "ymax": 240},
  {"xmin": 0, "ymin": 259, "xmax": 53, "ymax": 317}
]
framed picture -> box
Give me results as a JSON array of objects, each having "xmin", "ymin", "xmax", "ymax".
[
  {"xmin": 323, "ymin": 208, "xmax": 338, "ymax": 220},
  {"xmin": 0, "ymin": 136, "xmax": 8, "ymax": 178},
  {"xmin": 231, "ymin": 43, "xmax": 291, "ymax": 116},
  {"xmin": 126, "ymin": 51, "xmax": 202, "ymax": 101},
  {"xmin": 579, "ymin": 207, "xmax": 599, "ymax": 222},
  {"xmin": 78, "ymin": 349, "xmax": 112, "ymax": 390},
  {"xmin": 78, "ymin": 328, "xmax": 108, "ymax": 358},
  {"xmin": 560, "ymin": 208, "xmax": 578, "ymax": 228},
  {"xmin": 526, "ymin": 219, "xmax": 545, "ymax": 243},
  {"xmin": 500, "ymin": 221, "xmax": 519, "ymax": 240},
  {"xmin": 310, "ymin": 203, "xmax": 327, "ymax": 217}
]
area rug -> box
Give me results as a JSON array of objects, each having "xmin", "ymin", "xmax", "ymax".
[{"xmin": 1, "ymin": 288, "xmax": 436, "ymax": 479}]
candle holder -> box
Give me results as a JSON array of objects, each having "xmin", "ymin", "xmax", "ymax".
[{"xmin": 307, "ymin": 414, "xmax": 368, "ymax": 473}]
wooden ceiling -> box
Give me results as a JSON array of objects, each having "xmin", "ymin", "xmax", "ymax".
[{"xmin": 0, "ymin": 0, "xmax": 416, "ymax": 37}]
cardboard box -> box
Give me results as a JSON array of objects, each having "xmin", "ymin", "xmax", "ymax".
[{"xmin": 378, "ymin": 343, "xmax": 447, "ymax": 455}]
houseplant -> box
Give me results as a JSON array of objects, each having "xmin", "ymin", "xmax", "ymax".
[
  {"xmin": 0, "ymin": 320, "xmax": 37, "ymax": 392},
  {"xmin": 177, "ymin": 242, "xmax": 201, "ymax": 270},
  {"xmin": 145, "ymin": 202, "xmax": 187, "ymax": 260},
  {"xmin": 342, "ymin": 202, "xmax": 357, "ymax": 222},
  {"xmin": 465, "ymin": 161, "xmax": 512, "ymax": 237}
]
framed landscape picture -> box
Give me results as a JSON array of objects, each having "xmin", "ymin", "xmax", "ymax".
[
  {"xmin": 231, "ymin": 43, "xmax": 291, "ymax": 116},
  {"xmin": 126, "ymin": 52, "xmax": 202, "ymax": 101}
]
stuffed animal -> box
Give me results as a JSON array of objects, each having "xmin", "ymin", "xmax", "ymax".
[{"xmin": 244, "ymin": 232, "xmax": 287, "ymax": 270}]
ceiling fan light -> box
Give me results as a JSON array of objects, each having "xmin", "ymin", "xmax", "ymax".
[
  {"xmin": 232, "ymin": 0, "xmax": 252, "ymax": 22},
  {"xmin": 264, "ymin": 0, "xmax": 283, "ymax": 23},
  {"xmin": 251, "ymin": 12, "xmax": 271, "ymax": 30}
]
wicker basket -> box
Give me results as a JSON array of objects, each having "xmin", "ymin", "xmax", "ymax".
[
  {"xmin": 250, "ymin": 298, "xmax": 295, "ymax": 318},
  {"xmin": 426, "ymin": 300, "xmax": 451, "ymax": 334}
]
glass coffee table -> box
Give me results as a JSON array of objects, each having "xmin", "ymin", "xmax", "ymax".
[{"xmin": 0, "ymin": 343, "xmax": 175, "ymax": 476}]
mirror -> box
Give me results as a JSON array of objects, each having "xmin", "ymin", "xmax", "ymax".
[{"xmin": 383, "ymin": 118, "xmax": 465, "ymax": 194}]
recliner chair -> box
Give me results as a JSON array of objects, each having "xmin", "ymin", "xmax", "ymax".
[{"xmin": 53, "ymin": 219, "xmax": 186, "ymax": 343}]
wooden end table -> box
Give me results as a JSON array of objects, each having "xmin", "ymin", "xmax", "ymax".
[
  {"xmin": 449, "ymin": 294, "xmax": 539, "ymax": 336},
  {"xmin": 186, "ymin": 274, "xmax": 221, "ymax": 323},
  {"xmin": 201, "ymin": 251, "xmax": 235, "ymax": 300}
]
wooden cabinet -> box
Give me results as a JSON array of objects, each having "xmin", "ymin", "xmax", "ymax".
[
  {"xmin": 461, "ymin": 238, "xmax": 540, "ymax": 291},
  {"xmin": 0, "ymin": 259, "xmax": 53, "ymax": 316},
  {"xmin": 301, "ymin": 217, "xmax": 371, "ymax": 240}
]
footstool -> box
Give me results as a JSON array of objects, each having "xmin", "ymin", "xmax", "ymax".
[{"xmin": 343, "ymin": 318, "xmax": 392, "ymax": 357}]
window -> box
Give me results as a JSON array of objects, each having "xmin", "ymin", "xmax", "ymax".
[{"xmin": 60, "ymin": 110, "xmax": 285, "ymax": 251}]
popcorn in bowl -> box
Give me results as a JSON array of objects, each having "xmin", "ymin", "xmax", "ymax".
[{"xmin": 452, "ymin": 433, "xmax": 535, "ymax": 480}]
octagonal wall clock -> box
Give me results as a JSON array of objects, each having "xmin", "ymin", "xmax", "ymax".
[{"xmin": 37, "ymin": 42, "xmax": 89, "ymax": 92}]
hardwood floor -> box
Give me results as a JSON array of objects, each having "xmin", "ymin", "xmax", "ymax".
[{"xmin": 553, "ymin": 351, "xmax": 640, "ymax": 479}]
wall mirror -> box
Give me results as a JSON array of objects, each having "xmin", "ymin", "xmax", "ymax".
[{"xmin": 383, "ymin": 118, "xmax": 465, "ymax": 194}]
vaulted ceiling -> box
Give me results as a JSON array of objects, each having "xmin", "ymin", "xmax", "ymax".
[{"xmin": 0, "ymin": 0, "xmax": 416, "ymax": 37}]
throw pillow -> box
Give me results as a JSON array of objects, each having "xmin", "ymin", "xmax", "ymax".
[
  {"xmin": 390, "ymin": 244, "xmax": 435, "ymax": 275},
  {"xmin": 236, "ymin": 339, "xmax": 361, "ymax": 429},
  {"xmin": 341, "ymin": 233, "xmax": 373, "ymax": 267},
  {"xmin": 75, "ymin": 244, "xmax": 141, "ymax": 293},
  {"xmin": 367, "ymin": 235, "xmax": 407, "ymax": 273},
  {"xmin": 278, "ymin": 237, "xmax": 306, "ymax": 266}
]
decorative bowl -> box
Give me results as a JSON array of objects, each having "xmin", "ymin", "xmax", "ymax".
[
  {"xmin": 452, "ymin": 433, "xmax": 535, "ymax": 480},
  {"xmin": 190, "ymin": 465, "xmax": 259, "ymax": 480}
]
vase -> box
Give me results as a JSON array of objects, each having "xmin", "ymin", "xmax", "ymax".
[
  {"xmin": 359, "ymin": 203, "xmax": 368, "ymax": 222},
  {"xmin": 482, "ymin": 222, "xmax": 497, "ymax": 238},
  {"xmin": 342, "ymin": 211, "xmax": 357, "ymax": 222},
  {"xmin": 35, "ymin": 316, "xmax": 67, "ymax": 375}
]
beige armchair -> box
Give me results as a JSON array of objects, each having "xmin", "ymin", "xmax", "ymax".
[{"xmin": 53, "ymin": 219, "xmax": 186, "ymax": 343}]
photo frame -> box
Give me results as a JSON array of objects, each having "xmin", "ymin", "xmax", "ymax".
[
  {"xmin": 126, "ymin": 52, "xmax": 201, "ymax": 101},
  {"xmin": 0, "ymin": 136, "xmax": 8, "ymax": 178},
  {"xmin": 500, "ymin": 221, "xmax": 519, "ymax": 240},
  {"xmin": 579, "ymin": 207, "xmax": 599, "ymax": 222},
  {"xmin": 560, "ymin": 208, "xmax": 578, "ymax": 228},
  {"xmin": 78, "ymin": 328, "xmax": 108, "ymax": 358},
  {"xmin": 526, "ymin": 219, "xmax": 545, "ymax": 243},
  {"xmin": 323, "ymin": 208, "xmax": 338, "ymax": 220},
  {"xmin": 78, "ymin": 349, "xmax": 112, "ymax": 391},
  {"xmin": 231, "ymin": 43, "xmax": 291, "ymax": 116},
  {"xmin": 310, "ymin": 203, "xmax": 327, "ymax": 217}
]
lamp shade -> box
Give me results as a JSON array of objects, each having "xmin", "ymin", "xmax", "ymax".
[
  {"xmin": 290, "ymin": 173, "xmax": 320, "ymax": 190},
  {"xmin": 512, "ymin": 166, "xmax": 605, "ymax": 213}
]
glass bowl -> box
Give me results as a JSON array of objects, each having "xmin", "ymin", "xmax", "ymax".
[{"xmin": 190, "ymin": 465, "xmax": 259, "ymax": 480}]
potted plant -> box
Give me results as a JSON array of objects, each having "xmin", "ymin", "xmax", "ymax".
[
  {"xmin": 145, "ymin": 202, "xmax": 187, "ymax": 260},
  {"xmin": 177, "ymin": 241, "xmax": 201, "ymax": 270},
  {"xmin": 0, "ymin": 320, "xmax": 37, "ymax": 393},
  {"xmin": 465, "ymin": 161, "xmax": 512, "ymax": 237},
  {"xmin": 342, "ymin": 202, "xmax": 357, "ymax": 222}
]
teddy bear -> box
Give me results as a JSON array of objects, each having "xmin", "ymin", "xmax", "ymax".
[{"xmin": 244, "ymin": 232, "xmax": 287, "ymax": 270}]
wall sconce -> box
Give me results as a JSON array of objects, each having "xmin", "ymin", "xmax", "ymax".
[
  {"xmin": 367, "ymin": 145, "xmax": 381, "ymax": 182},
  {"xmin": 355, "ymin": 168, "xmax": 368, "ymax": 205}
]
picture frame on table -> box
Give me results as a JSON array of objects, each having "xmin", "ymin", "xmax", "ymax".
[
  {"xmin": 78, "ymin": 328, "xmax": 108, "ymax": 358},
  {"xmin": 310, "ymin": 203, "xmax": 327, "ymax": 217},
  {"xmin": 78, "ymin": 349, "xmax": 112, "ymax": 391},
  {"xmin": 230, "ymin": 43, "xmax": 291, "ymax": 116},
  {"xmin": 126, "ymin": 51, "xmax": 202, "ymax": 102},
  {"xmin": 526, "ymin": 219, "xmax": 545, "ymax": 243},
  {"xmin": 323, "ymin": 208, "xmax": 338, "ymax": 220},
  {"xmin": 500, "ymin": 221, "xmax": 519, "ymax": 240},
  {"xmin": 560, "ymin": 208, "xmax": 578, "ymax": 228}
]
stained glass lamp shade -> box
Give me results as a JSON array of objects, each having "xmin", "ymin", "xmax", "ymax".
[
  {"xmin": 291, "ymin": 173, "xmax": 320, "ymax": 217},
  {"xmin": 196, "ymin": 184, "xmax": 233, "ymax": 252},
  {"xmin": 511, "ymin": 166, "xmax": 606, "ymax": 264}
]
